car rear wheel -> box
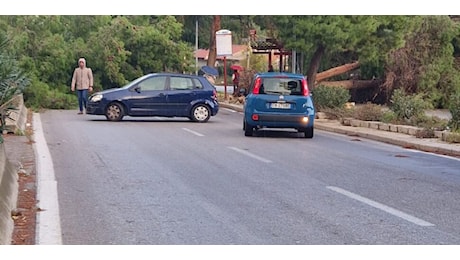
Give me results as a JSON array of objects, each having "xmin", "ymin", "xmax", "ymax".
[
  {"xmin": 105, "ymin": 102, "xmax": 124, "ymax": 121},
  {"xmin": 191, "ymin": 104, "xmax": 211, "ymax": 123},
  {"xmin": 244, "ymin": 120, "xmax": 254, "ymax": 136},
  {"xmin": 302, "ymin": 127, "xmax": 314, "ymax": 138}
]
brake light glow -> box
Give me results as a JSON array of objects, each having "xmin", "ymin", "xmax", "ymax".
[
  {"xmin": 252, "ymin": 78, "xmax": 262, "ymax": 94},
  {"xmin": 302, "ymin": 79, "xmax": 310, "ymax": 96}
]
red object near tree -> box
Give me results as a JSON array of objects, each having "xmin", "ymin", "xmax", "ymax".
[{"xmin": 230, "ymin": 64, "xmax": 243, "ymax": 71}]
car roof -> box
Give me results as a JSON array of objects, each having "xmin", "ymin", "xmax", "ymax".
[
  {"xmin": 145, "ymin": 72, "xmax": 202, "ymax": 78},
  {"xmin": 255, "ymin": 72, "xmax": 306, "ymax": 79}
]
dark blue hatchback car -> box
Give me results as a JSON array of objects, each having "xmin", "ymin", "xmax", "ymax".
[
  {"xmin": 242, "ymin": 72, "xmax": 315, "ymax": 138},
  {"xmin": 86, "ymin": 73, "xmax": 219, "ymax": 122}
]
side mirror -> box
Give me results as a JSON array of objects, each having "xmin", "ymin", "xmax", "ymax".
[{"xmin": 134, "ymin": 86, "xmax": 141, "ymax": 93}]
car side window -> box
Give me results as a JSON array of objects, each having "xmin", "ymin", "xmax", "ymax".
[
  {"xmin": 138, "ymin": 76, "xmax": 167, "ymax": 91},
  {"xmin": 192, "ymin": 78, "xmax": 204, "ymax": 89},
  {"xmin": 170, "ymin": 76, "xmax": 195, "ymax": 90}
]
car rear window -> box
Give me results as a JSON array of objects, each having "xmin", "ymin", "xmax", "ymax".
[{"xmin": 260, "ymin": 78, "xmax": 303, "ymax": 96}]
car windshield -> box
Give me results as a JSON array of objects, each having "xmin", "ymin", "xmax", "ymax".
[
  {"xmin": 261, "ymin": 78, "xmax": 303, "ymax": 96},
  {"xmin": 122, "ymin": 74, "xmax": 154, "ymax": 89}
]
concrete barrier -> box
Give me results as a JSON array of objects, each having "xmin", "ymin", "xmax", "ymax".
[
  {"xmin": 1, "ymin": 94, "xmax": 27, "ymax": 134},
  {"xmin": 0, "ymin": 142, "xmax": 18, "ymax": 245},
  {"xmin": 0, "ymin": 94, "xmax": 27, "ymax": 244}
]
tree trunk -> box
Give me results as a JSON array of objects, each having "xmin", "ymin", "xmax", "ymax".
[
  {"xmin": 318, "ymin": 79, "xmax": 382, "ymax": 90},
  {"xmin": 207, "ymin": 15, "xmax": 221, "ymax": 68},
  {"xmin": 315, "ymin": 61, "xmax": 361, "ymax": 83},
  {"xmin": 306, "ymin": 44, "xmax": 325, "ymax": 89}
]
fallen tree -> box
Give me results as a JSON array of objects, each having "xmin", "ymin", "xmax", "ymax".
[
  {"xmin": 318, "ymin": 79, "xmax": 383, "ymax": 90},
  {"xmin": 315, "ymin": 61, "xmax": 360, "ymax": 83}
]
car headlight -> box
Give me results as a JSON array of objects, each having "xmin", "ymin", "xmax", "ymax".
[{"xmin": 90, "ymin": 94, "xmax": 103, "ymax": 102}]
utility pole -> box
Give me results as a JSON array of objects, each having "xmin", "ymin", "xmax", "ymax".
[{"xmin": 195, "ymin": 19, "xmax": 198, "ymax": 75}]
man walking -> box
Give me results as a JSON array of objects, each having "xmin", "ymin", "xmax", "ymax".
[{"xmin": 71, "ymin": 57, "xmax": 93, "ymax": 114}]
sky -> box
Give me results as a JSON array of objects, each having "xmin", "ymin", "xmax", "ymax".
[{"xmin": 1, "ymin": 0, "xmax": 459, "ymax": 15}]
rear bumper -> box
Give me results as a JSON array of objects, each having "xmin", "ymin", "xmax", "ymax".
[
  {"xmin": 212, "ymin": 103, "xmax": 219, "ymax": 116},
  {"xmin": 245, "ymin": 113, "xmax": 315, "ymax": 129}
]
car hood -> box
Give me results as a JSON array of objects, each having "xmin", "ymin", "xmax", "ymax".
[{"xmin": 95, "ymin": 88, "xmax": 124, "ymax": 95}]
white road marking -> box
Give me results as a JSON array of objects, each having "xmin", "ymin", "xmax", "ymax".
[
  {"xmin": 327, "ymin": 186, "xmax": 435, "ymax": 227},
  {"xmin": 228, "ymin": 146, "xmax": 272, "ymax": 163},
  {"xmin": 409, "ymin": 149, "xmax": 460, "ymax": 162},
  {"xmin": 33, "ymin": 113, "xmax": 63, "ymax": 244},
  {"xmin": 182, "ymin": 128, "xmax": 204, "ymax": 137},
  {"xmin": 223, "ymin": 108, "xmax": 237, "ymax": 113}
]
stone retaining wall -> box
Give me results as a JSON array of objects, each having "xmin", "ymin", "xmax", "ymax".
[{"xmin": 341, "ymin": 117, "xmax": 458, "ymax": 142}]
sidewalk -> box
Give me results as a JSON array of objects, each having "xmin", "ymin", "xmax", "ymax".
[{"xmin": 219, "ymin": 101, "xmax": 460, "ymax": 158}]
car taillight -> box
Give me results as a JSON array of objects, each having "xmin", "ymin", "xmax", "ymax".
[
  {"xmin": 252, "ymin": 114, "xmax": 259, "ymax": 121},
  {"xmin": 302, "ymin": 78, "xmax": 310, "ymax": 96},
  {"xmin": 212, "ymin": 89, "xmax": 217, "ymax": 100},
  {"xmin": 252, "ymin": 78, "xmax": 262, "ymax": 94}
]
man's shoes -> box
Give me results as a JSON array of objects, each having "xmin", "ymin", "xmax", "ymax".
[{"xmin": 78, "ymin": 111, "xmax": 83, "ymax": 114}]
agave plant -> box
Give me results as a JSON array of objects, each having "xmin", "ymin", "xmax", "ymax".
[{"xmin": 0, "ymin": 33, "xmax": 29, "ymax": 106}]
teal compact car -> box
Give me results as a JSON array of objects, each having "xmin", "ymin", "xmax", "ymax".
[{"xmin": 241, "ymin": 72, "xmax": 315, "ymax": 138}]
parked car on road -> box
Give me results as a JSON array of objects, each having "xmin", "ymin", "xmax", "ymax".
[
  {"xmin": 86, "ymin": 73, "xmax": 219, "ymax": 122},
  {"xmin": 240, "ymin": 72, "xmax": 315, "ymax": 138}
]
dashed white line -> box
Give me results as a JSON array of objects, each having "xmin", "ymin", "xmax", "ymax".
[
  {"xmin": 182, "ymin": 128, "xmax": 204, "ymax": 137},
  {"xmin": 327, "ymin": 186, "xmax": 435, "ymax": 227},
  {"xmin": 409, "ymin": 149, "xmax": 460, "ymax": 162},
  {"xmin": 223, "ymin": 108, "xmax": 237, "ymax": 113},
  {"xmin": 228, "ymin": 146, "xmax": 272, "ymax": 163}
]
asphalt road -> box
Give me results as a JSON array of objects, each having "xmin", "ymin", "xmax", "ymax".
[{"xmin": 36, "ymin": 108, "xmax": 460, "ymax": 245}]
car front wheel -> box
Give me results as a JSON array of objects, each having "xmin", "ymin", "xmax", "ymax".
[
  {"xmin": 191, "ymin": 104, "xmax": 211, "ymax": 123},
  {"xmin": 105, "ymin": 102, "xmax": 124, "ymax": 121}
]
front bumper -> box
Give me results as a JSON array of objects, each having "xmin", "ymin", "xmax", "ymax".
[{"xmin": 86, "ymin": 102, "xmax": 106, "ymax": 115}]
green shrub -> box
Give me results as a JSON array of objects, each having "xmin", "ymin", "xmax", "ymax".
[
  {"xmin": 320, "ymin": 107, "xmax": 352, "ymax": 120},
  {"xmin": 445, "ymin": 132, "xmax": 460, "ymax": 143},
  {"xmin": 380, "ymin": 110, "xmax": 399, "ymax": 124},
  {"xmin": 411, "ymin": 114, "xmax": 449, "ymax": 131},
  {"xmin": 312, "ymin": 85, "xmax": 350, "ymax": 111},
  {"xmin": 448, "ymin": 92, "xmax": 460, "ymax": 131},
  {"xmin": 390, "ymin": 89, "xmax": 432, "ymax": 123},
  {"xmin": 352, "ymin": 103, "xmax": 385, "ymax": 121},
  {"xmin": 24, "ymin": 80, "xmax": 77, "ymax": 110}
]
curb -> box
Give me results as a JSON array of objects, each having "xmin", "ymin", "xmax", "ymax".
[
  {"xmin": 220, "ymin": 102, "xmax": 243, "ymax": 113},
  {"xmin": 314, "ymin": 121, "xmax": 460, "ymax": 158}
]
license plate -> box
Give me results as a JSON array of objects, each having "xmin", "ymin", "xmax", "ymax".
[{"xmin": 270, "ymin": 102, "xmax": 291, "ymax": 109}]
